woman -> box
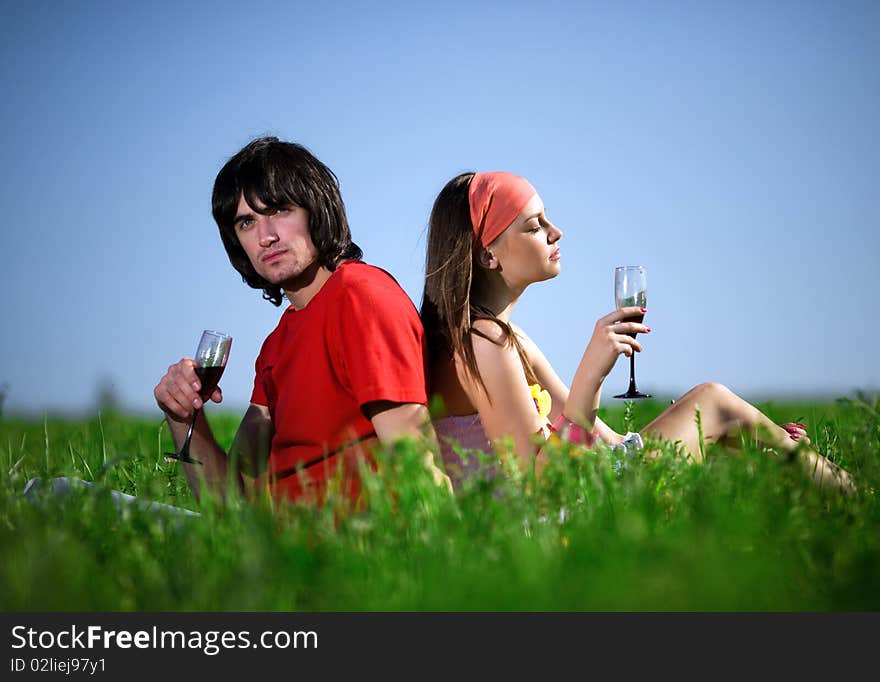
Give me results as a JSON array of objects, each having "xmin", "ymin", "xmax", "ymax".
[{"xmin": 420, "ymin": 171, "xmax": 854, "ymax": 493}]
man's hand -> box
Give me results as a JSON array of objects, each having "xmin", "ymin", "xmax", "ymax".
[{"xmin": 154, "ymin": 358, "xmax": 223, "ymax": 422}]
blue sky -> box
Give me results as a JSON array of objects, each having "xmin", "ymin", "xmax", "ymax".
[{"xmin": 1, "ymin": 0, "xmax": 878, "ymax": 416}]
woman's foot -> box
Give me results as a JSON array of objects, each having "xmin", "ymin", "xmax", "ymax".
[
  {"xmin": 779, "ymin": 423, "xmax": 855, "ymax": 495},
  {"xmin": 795, "ymin": 447, "xmax": 857, "ymax": 496}
]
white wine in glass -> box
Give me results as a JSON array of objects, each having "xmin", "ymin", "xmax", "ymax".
[
  {"xmin": 613, "ymin": 266, "xmax": 650, "ymax": 399},
  {"xmin": 165, "ymin": 330, "xmax": 232, "ymax": 464}
]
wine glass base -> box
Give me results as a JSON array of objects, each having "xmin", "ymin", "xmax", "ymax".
[
  {"xmin": 613, "ymin": 391, "xmax": 652, "ymax": 400},
  {"xmin": 164, "ymin": 451, "xmax": 203, "ymax": 465}
]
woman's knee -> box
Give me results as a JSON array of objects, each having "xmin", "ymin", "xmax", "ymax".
[
  {"xmin": 681, "ymin": 381, "xmax": 732, "ymax": 403},
  {"xmin": 697, "ymin": 381, "xmax": 732, "ymax": 398},
  {"xmin": 683, "ymin": 382, "xmax": 743, "ymax": 422}
]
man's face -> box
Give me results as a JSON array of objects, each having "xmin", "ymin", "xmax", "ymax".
[{"xmin": 233, "ymin": 194, "xmax": 320, "ymax": 288}]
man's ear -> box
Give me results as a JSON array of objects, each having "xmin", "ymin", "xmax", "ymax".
[{"xmin": 477, "ymin": 247, "xmax": 498, "ymax": 269}]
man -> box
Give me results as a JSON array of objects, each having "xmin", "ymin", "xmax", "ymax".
[{"xmin": 154, "ymin": 137, "xmax": 449, "ymax": 505}]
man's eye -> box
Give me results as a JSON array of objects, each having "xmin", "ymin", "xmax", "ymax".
[{"xmin": 238, "ymin": 218, "xmax": 253, "ymax": 230}]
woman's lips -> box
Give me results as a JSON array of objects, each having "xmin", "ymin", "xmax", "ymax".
[{"xmin": 549, "ymin": 248, "xmax": 561, "ymax": 261}]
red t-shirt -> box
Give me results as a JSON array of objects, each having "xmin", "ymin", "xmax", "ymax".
[{"xmin": 250, "ymin": 260, "xmax": 428, "ymax": 503}]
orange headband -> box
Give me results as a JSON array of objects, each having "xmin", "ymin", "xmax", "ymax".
[{"xmin": 468, "ymin": 171, "xmax": 537, "ymax": 248}]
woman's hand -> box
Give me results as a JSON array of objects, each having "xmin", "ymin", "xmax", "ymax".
[
  {"xmin": 564, "ymin": 306, "xmax": 650, "ymax": 428},
  {"xmin": 579, "ymin": 306, "xmax": 651, "ymax": 382},
  {"xmin": 781, "ymin": 422, "xmax": 810, "ymax": 445}
]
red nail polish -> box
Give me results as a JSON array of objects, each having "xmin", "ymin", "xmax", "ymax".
[
  {"xmin": 640, "ymin": 307, "xmax": 647, "ymax": 312},
  {"xmin": 645, "ymin": 327, "xmax": 651, "ymax": 332}
]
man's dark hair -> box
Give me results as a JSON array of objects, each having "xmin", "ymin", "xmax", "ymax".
[{"xmin": 212, "ymin": 136, "xmax": 363, "ymax": 306}]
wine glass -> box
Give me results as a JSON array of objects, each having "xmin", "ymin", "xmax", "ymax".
[
  {"xmin": 613, "ymin": 266, "xmax": 651, "ymax": 399},
  {"xmin": 165, "ymin": 330, "xmax": 232, "ymax": 464}
]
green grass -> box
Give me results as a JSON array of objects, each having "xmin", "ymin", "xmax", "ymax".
[{"xmin": 1, "ymin": 395, "xmax": 878, "ymax": 611}]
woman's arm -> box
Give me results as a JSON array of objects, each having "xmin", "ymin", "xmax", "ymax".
[
  {"xmin": 458, "ymin": 310, "xmax": 648, "ymax": 471},
  {"xmin": 511, "ymin": 323, "xmax": 624, "ymax": 446},
  {"xmin": 455, "ymin": 320, "xmax": 551, "ymax": 472}
]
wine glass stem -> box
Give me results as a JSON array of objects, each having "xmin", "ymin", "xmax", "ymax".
[
  {"xmin": 180, "ymin": 408, "xmax": 200, "ymax": 456},
  {"xmin": 628, "ymin": 353, "xmax": 638, "ymax": 393}
]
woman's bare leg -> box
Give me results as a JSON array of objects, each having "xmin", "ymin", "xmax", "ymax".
[{"xmin": 640, "ymin": 382, "xmax": 855, "ymax": 494}]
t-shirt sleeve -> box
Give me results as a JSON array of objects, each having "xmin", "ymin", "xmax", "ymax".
[{"xmin": 330, "ymin": 271, "xmax": 428, "ymax": 409}]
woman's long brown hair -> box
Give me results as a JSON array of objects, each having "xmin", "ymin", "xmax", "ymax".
[{"xmin": 420, "ymin": 173, "xmax": 537, "ymax": 402}]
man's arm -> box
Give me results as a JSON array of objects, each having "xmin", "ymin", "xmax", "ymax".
[
  {"xmin": 155, "ymin": 358, "xmax": 271, "ymax": 502},
  {"xmin": 364, "ymin": 401, "xmax": 453, "ymax": 493},
  {"xmin": 172, "ymin": 404, "xmax": 272, "ymax": 503},
  {"xmin": 168, "ymin": 410, "xmax": 239, "ymax": 502},
  {"xmin": 227, "ymin": 404, "xmax": 273, "ymax": 478}
]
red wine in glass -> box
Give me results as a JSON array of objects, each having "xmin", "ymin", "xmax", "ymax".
[
  {"xmin": 165, "ymin": 330, "xmax": 232, "ymax": 464},
  {"xmin": 194, "ymin": 365, "xmax": 225, "ymax": 401},
  {"xmin": 613, "ymin": 266, "xmax": 651, "ymax": 399}
]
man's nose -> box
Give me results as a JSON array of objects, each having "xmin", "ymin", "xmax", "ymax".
[{"xmin": 257, "ymin": 217, "xmax": 278, "ymax": 246}]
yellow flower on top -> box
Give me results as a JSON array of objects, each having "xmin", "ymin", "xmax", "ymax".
[{"xmin": 529, "ymin": 383, "xmax": 552, "ymax": 422}]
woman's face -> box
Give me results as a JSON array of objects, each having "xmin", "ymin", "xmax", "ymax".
[{"xmin": 484, "ymin": 193, "xmax": 563, "ymax": 289}]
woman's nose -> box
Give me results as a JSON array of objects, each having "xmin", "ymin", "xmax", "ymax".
[{"xmin": 549, "ymin": 224, "xmax": 563, "ymax": 242}]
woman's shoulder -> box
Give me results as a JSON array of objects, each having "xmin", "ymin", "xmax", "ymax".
[
  {"xmin": 467, "ymin": 320, "xmax": 520, "ymax": 372},
  {"xmin": 508, "ymin": 320, "xmax": 527, "ymax": 337},
  {"xmin": 508, "ymin": 320, "xmax": 535, "ymax": 348},
  {"xmin": 471, "ymin": 317, "xmax": 511, "ymax": 345}
]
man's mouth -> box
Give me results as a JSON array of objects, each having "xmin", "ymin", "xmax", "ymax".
[{"xmin": 261, "ymin": 249, "xmax": 286, "ymax": 263}]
